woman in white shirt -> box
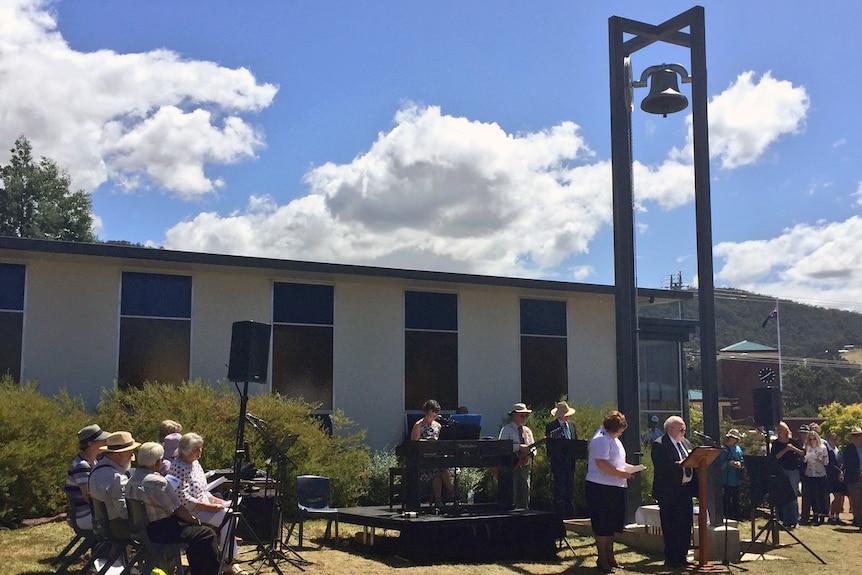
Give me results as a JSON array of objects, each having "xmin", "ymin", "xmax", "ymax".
[
  {"xmin": 803, "ymin": 430, "xmax": 829, "ymax": 525},
  {"xmin": 585, "ymin": 411, "xmax": 634, "ymax": 572}
]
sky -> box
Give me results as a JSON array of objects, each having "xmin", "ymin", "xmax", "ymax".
[{"xmin": 2, "ymin": 1, "xmax": 861, "ymax": 312}]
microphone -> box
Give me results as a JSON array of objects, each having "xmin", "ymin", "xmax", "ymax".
[
  {"xmin": 693, "ymin": 430, "xmax": 717, "ymax": 445},
  {"xmin": 435, "ymin": 415, "xmax": 452, "ymax": 426}
]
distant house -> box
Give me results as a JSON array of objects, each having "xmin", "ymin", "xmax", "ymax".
[
  {"xmin": 0, "ymin": 237, "xmax": 694, "ymax": 448},
  {"xmin": 717, "ymin": 340, "xmax": 780, "ymax": 425}
]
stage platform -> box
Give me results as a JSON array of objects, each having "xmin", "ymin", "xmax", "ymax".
[{"xmin": 337, "ymin": 504, "xmax": 559, "ymax": 564}]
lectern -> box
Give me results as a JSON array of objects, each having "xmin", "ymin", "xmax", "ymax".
[{"xmin": 681, "ymin": 447, "xmax": 721, "ymax": 570}]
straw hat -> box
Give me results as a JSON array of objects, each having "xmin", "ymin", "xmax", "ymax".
[
  {"xmin": 99, "ymin": 431, "xmax": 141, "ymax": 453},
  {"xmin": 550, "ymin": 401, "xmax": 576, "ymax": 418},
  {"xmin": 509, "ymin": 403, "xmax": 532, "ymax": 415}
]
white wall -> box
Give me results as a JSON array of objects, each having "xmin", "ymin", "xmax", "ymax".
[
  {"xmin": 333, "ymin": 278, "xmax": 405, "ymax": 448},
  {"xmin": 5, "ymin": 246, "xmax": 625, "ymax": 451},
  {"xmin": 569, "ymin": 292, "xmax": 618, "ymax": 409},
  {"xmin": 22, "ymin": 258, "xmax": 120, "ymax": 405},
  {"xmin": 458, "ymin": 287, "xmax": 522, "ymax": 437}
]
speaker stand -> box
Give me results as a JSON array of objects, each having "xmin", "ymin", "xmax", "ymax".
[{"xmin": 220, "ymin": 381, "xmax": 308, "ymax": 574}]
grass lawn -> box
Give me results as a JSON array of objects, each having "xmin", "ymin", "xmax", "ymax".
[{"xmin": 1, "ymin": 515, "xmax": 855, "ymax": 575}]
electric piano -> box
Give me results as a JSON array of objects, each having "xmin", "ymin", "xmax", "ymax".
[{"xmin": 395, "ymin": 439, "xmax": 512, "ymax": 511}]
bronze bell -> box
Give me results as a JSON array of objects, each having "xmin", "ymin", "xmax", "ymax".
[{"xmin": 640, "ymin": 68, "xmax": 688, "ymax": 117}]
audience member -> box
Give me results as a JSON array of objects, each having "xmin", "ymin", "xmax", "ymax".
[
  {"xmin": 802, "ymin": 429, "xmax": 828, "ymax": 524},
  {"xmin": 719, "ymin": 428, "xmax": 745, "ymax": 520},
  {"xmin": 171, "ymin": 432, "xmax": 238, "ymax": 559},
  {"xmin": 160, "ymin": 432, "xmax": 182, "ymax": 476},
  {"xmin": 826, "ymin": 432, "xmax": 847, "ymax": 525},
  {"xmin": 159, "ymin": 420, "xmax": 183, "ymax": 441},
  {"xmin": 127, "ymin": 442, "xmax": 221, "ymax": 575},
  {"xmin": 65, "ymin": 424, "xmax": 110, "ymax": 530},
  {"xmin": 770, "ymin": 421, "xmax": 803, "ymax": 529},
  {"xmin": 841, "ymin": 427, "xmax": 862, "ymax": 528},
  {"xmin": 88, "ymin": 431, "xmax": 141, "ymax": 538}
]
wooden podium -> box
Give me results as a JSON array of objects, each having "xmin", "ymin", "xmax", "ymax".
[{"xmin": 681, "ymin": 446, "xmax": 722, "ymax": 571}]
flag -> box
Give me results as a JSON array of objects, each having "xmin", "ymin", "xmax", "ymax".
[{"xmin": 761, "ymin": 307, "xmax": 777, "ymax": 328}]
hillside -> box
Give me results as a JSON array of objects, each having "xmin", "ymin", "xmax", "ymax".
[{"xmin": 644, "ymin": 288, "xmax": 862, "ymax": 362}]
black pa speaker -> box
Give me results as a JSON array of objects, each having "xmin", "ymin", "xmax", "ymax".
[
  {"xmin": 752, "ymin": 386, "xmax": 782, "ymax": 428},
  {"xmin": 237, "ymin": 494, "xmax": 277, "ymax": 542},
  {"xmin": 228, "ymin": 321, "xmax": 271, "ymax": 383}
]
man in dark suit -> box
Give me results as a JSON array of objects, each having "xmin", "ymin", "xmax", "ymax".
[
  {"xmin": 842, "ymin": 427, "xmax": 862, "ymax": 527},
  {"xmin": 545, "ymin": 400, "xmax": 578, "ymax": 519},
  {"xmin": 651, "ymin": 415, "xmax": 698, "ymax": 569}
]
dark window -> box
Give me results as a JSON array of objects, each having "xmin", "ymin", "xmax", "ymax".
[
  {"xmin": 639, "ymin": 339, "xmax": 683, "ymax": 416},
  {"xmin": 273, "ymin": 283, "xmax": 334, "ymax": 324},
  {"xmin": 520, "ymin": 298, "xmax": 567, "ymax": 336},
  {"xmin": 118, "ymin": 272, "xmax": 191, "ymax": 389},
  {"xmin": 121, "ymin": 272, "xmax": 192, "ymax": 318},
  {"xmin": 405, "ymin": 291, "xmax": 457, "ymax": 331},
  {"xmin": 271, "ymin": 283, "xmax": 333, "ymax": 410},
  {"xmin": 0, "ymin": 264, "xmax": 25, "ymax": 381},
  {"xmin": 0, "ymin": 264, "xmax": 25, "ymax": 310},
  {"xmin": 520, "ymin": 299, "xmax": 567, "ymax": 408},
  {"xmin": 404, "ymin": 291, "xmax": 458, "ymax": 409}
]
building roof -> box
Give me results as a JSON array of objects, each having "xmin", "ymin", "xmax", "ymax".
[
  {"xmin": 719, "ymin": 340, "xmax": 778, "ymax": 353},
  {"xmin": 0, "ymin": 236, "xmax": 693, "ymax": 303}
]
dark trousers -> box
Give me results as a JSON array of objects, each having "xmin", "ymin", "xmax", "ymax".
[
  {"xmin": 801, "ymin": 476, "xmax": 828, "ymax": 519},
  {"xmin": 657, "ymin": 494, "xmax": 693, "ymax": 567},
  {"xmin": 722, "ymin": 485, "xmax": 741, "ymax": 520},
  {"xmin": 148, "ymin": 516, "xmax": 220, "ymax": 575}
]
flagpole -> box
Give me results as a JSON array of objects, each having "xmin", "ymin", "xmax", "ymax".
[{"xmin": 776, "ymin": 299, "xmax": 783, "ymax": 393}]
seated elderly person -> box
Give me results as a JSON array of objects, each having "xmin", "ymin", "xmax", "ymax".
[
  {"xmin": 127, "ymin": 442, "xmax": 221, "ymax": 575},
  {"xmin": 88, "ymin": 431, "xmax": 141, "ymax": 539},
  {"xmin": 170, "ymin": 432, "xmax": 238, "ymax": 560},
  {"xmin": 65, "ymin": 424, "xmax": 110, "ymax": 531},
  {"xmin": 160, "ymin": 432, "xmax": 182, "ymax": 476}
]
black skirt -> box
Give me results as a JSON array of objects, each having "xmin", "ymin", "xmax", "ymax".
[{"xmin": 586, "ymin": 480, "xmax": 626, "ymax": 536}]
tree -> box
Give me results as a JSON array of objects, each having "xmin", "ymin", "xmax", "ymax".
[{"xmin": 0, "ymin": 136, "xmax": 95, "ymax": 242}]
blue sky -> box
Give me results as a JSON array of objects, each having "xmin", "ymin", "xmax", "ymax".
[{"xmin": 2, "ymin": 1, "xmax": 861, "ymax": 311}]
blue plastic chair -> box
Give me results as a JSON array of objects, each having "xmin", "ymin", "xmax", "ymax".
[{"xmin": 291, "ymin": 475, "xmax": 338, "ymax": 547}]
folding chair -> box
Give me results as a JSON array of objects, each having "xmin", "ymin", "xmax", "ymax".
[
  {"xmin": 126, "ymin": 497, "xmax": 187, "ymax": 575},
  {"xmin": 286, "ymin": 475, "xmax": 338, "ymax": 547},
  {"xmin": 54, "ymin": 493, "xmax": 99, "ymax": 574},
  {"xmin": 79, "ymin": 499, "xmax": 135, "ymax": 575}
]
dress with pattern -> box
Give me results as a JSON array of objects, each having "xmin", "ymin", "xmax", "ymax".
[{"xmin": 416, "ymin": 419, "xmax": 441, "ymax": 482}]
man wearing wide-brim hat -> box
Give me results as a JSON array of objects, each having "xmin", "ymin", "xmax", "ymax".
[
  {"xmin": 498, "ymin": 403, "xmax": 535, "ymax": 509},
  {"xmin": 88, "ymin": 431, "xmax": 141, "ymax": 538},
  {"xmin": 841, "ymin": 427, "xmax": 862, "ymax": 528},
  {"xmin": 546, "ymin": 401, "xmax": 579, "ymax": 519}
]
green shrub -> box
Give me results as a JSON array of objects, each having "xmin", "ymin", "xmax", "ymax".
[
  {"xmin": 96, "ymin": 381, "xmax": 371, "ymax": 510},
  {"xmin": 0, "ymin": 377, "xmax": 93, "ymax": 527},
  {"xmin": 0, "ymin": 379, "xmax": 370, "ymax": 527}
]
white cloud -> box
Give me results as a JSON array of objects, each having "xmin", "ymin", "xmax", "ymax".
[
  {"xmin": 668, "ymin": 71, "xmax": 808, "ymax": 170},
  {"xmin": 715, "ymin": 216, "xmax": 862, "ymax": 311},
  {"xmin": 166, "ymin": 105, "xmax": 612, "ymax": 278},
  {"xmin": 0, "ymin": 0, "xmax": 276, "ymax": 198},
  {"xmin": 164, "ymin": 70, "xmax": 813, "ymax": 280}
]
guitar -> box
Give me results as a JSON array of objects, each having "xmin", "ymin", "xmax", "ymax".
[{"xmin": 515, "ymin": 436, "xmax": 548, "ymax": 468}]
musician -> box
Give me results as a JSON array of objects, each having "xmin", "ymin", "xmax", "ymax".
[
  {"xmin": 498, "ymin": 403, "xmax": 535, "ymax": 509},
  {"xmin": 545, "ymin": 400, "xmax": 578, "ymax": 519},
  {"xmin": 410, "ymin": 399, "xmax": 454, "ymax": 508}
]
